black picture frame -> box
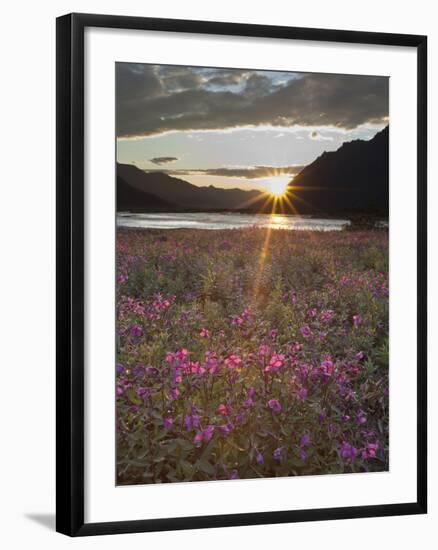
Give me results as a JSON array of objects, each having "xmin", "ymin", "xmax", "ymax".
[{"xmin": 56, "ymin": 12, "xmax": 427, "ymax": 537}]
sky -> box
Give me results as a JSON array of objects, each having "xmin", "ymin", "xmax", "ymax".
[{"xmin": 116, "ymin": 63, "xmax": 389, "ymax": 193}]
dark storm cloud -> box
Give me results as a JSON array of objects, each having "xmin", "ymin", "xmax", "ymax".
[
  {"xmin": 243, "ymin": 73, "xmax": 275, "ymax": 98},
  {"xmin": 204, "ymin": 69, "xmax": 251, "ymax": 88},
  {"xmin": 149, "ymin": 156, "xmax": 179, "ymax": 165},
  {"xmin": 167, "ymin": 165, "xmax": 305, "ymax": 179},
  {"xmin": 158, "ymin": 66, "xmax": 205, "ymax": 92},
  {"xmin": 117, "ymin": 64, "xmax": 389, "ymax": 138},
  {"xmin": 116, "ymin": 64, "xmax": 163, "ymax": 102}
]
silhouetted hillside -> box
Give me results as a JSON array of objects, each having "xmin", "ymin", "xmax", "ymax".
[
  {"xmin": 117, "ymin": 164, "xmax": 264, "ymax": 211},
  {"xmin": 117, "ymin": 175, "xmax": 176, "ymax": 211},
  {"xmin": 288, "ymin": 126, "xmax": 389, "ymax": 215}
]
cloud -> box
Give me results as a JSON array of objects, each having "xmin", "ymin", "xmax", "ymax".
[
  {"xmin": 149, "ymin": 156, "xmax": 179, "ymax": 165},
  {"xmin": 166, "ymin": 165, "xmax": 305, "ymax": 179},
  {"xmin": 117, "ymin": 64, "xmax": 389, "ymax": 138}
]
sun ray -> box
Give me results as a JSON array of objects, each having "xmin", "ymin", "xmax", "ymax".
[
  {"xmin": 262, "ymin": 175, "xmax": 290, "ymax": 198},
  {"xmin": 250, "ymin": 196, "xmax": 280, "ymax": 306},
  {"xmin": 281, "ymin": 192, "xmax": 300, "ymax": 216}
]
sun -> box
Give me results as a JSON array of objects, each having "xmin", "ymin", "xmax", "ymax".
[{"xmin": 263, "ymin": 175, "xmax": 290, "ymax": 197}]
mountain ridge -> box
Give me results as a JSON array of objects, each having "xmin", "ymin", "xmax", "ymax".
[
  {"xmin": 117, "ymin": 126, "xmax": 389, "ymax": 215},
  {"xmin": 117, "ymin": 163, "xmax": 265, "ymax": 211},
  {"xmin": 287, "ymin": 126, "xmax": 389, "ymax": 215}
]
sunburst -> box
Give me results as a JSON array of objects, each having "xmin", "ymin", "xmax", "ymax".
[{"xmin": 263, "ymin": 175, "xmax": 290, "ymax": 197}]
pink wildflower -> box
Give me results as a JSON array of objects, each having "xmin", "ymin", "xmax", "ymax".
[
  {"xmin": 297, "ymin": 387, "xmax": 308, "ymax": 401},
  {"xmin": 217, "ymin": 403, "xmax": 228, "ymax": 416},
  {"xmin": 163, "ymin": 417, "xmax": 173, "ymax": 429},
  {"xmin": 353, "ymin": 314, "xmax": 363, "ymax": 327},
  {"xmin": 320, "ymin": 309, "xmax": 334, "ymax": 322},
  {"xmin": 193, "ymin": 425, "xmax": 215, "ymax": 444},
  {"xmin": 224, "ymin": 354, "xmax": 242, "ymax": 369},
  {"xmin": 264, "ymin": 353, "xmax": 285, "ymax": 373},
  {"xmin": 130, "ymin": 324, "xmax": 142, "ymax": 337},
  {"xmin": 267, "ymin": 399, "xmax": 282, "ymax": 413},
  {"xmin": 362, "ymin": 442, "xmax": 379, "ymax": 460},
  {"xmin": 258, "ymin": 344, "xmax": 271, "ymax": 356}
]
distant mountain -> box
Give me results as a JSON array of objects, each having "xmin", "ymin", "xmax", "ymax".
[
  {"xmin": 117, "ymin": 164, "xmax": 264, "ymax": 211},
  {"xmin": 117, "ymin": 174, "xmax": 176, "ymax": 211},
  {"xmin": 117, "ymin": 126, "xmax": 388, "ymax": 215},
  {"xmin": 288, "ymin": 126, "xmax": 389, "ymax": 215}
]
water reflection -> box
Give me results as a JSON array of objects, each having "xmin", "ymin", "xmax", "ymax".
[{"xmin": 117, "ymin": 212, "xmax": 350, "ymax": 232}]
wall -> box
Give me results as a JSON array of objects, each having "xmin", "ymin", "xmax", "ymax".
[{"xmin": 0, "ymin": 1, "xmax": 435, "ymax": 548}]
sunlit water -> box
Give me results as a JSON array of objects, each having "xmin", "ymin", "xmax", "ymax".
[{"xmin": 117, "ymin": 212, "xmax": 350, "ymax": 231}]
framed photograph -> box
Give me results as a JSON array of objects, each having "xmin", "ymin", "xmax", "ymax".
[{"xmin": 56, "ymin": 13, "xmax": 427, "ymax": 536}]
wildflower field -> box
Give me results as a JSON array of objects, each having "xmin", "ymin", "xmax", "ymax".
[{"xmin": 116, "ymin": 227, "xmax": 389, "ymax": 485}]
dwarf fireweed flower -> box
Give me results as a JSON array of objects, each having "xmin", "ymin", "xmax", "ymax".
[
  {"xmin": 356, "ymin": 409, "xmax": 367, "ymax": 425},
  {"xmin": 353, "ymin": 314, "xmax": 363, "ymax": 327},
  {"xmin": 290, "ymin": 342, "xmax": 302, "ymax": 353},
  {"xmin": 308, "ymin": 308, "xmax": 317, "ymax": 318},
  {"xmin": 169, "ymin": 388, "xmax": 179, "ymax": 401},
  {"xmin": 362, "ymin": 442, "xmax": 379, "ymax": 459},
  {"xmin": 235, "ymin": 413, "xmax": 245, "ymax": 424},
  {"xmin": 185, "ymin": 361, "xmax": 206, "ymax": 375},
  {"xmin": 269, "ymin": 329, "xmax": 278, "ymax": 339},
  {"xmin": 273, "ymin": 447, "xmax": 283, "ymax": 461},
  {"xmin": 132, "ymin": 364, "xmax": 146, "ymax": 377},
  {"xmin": 241, "ymin": 308, "xmax": 251, "ymax": 321},
  {"xmin": 320, "ymin": 309, "xmax": 334, "ymax": 322},
  {"xmin": 265, "ymin": 353, "xmax": 285, "ymax": 373},
  {"xmin": 298, "ymin": 363, "xmax": 311, "ymax": 381},
  {"xmin": 199, "ymin": 328, "xmax": 210, "ymax": 338},
  {"xmin": 184, "ymin": 414, "xmax": 200, "ymax": 431},
  {"xmin": 320, "ymin": 357, "xmax": 334, "ymax": 380},
  {"xmin": 218, "ymin": 423, "xmax": 233, "ymax": 437},
  {"xmin": 137, "ymin": 387, "xmax": 150, "ymax": 398},
  {"xmin": 204, "ymin": 351, "xmax": 219, "ymax": 373},
  {"xmin": 163, "ymin": 417, "xmax": 173, "ymax": 429},
  {"xmin": 217, "ymin": 403, "xmax": 228, "ymax": 416},
  {"xmin": 258, "ymin": 344, "xmax": 271, "ymax": 357},
  {"xmin": 300, "ymin": 325, "xmax": 312, "ymax": 338},
  {"xmin": 193, "ymin": 425, "xmax": 215, "ymax": 444},
  {"xmin": 267, "ymin": 399, "xmax": 282, "ymax": 413},
  {"xmin": 130, "ymin": 324, "xmax": 142, "ymax": 337},
  {"xmin": 297, "ymin": 387, "xmax": 308, "ymax": 401},
  {"xmin": 247, "ymin": 387, "xmax": 256, "ymax": 398},
  {"xmin": 175, "ymin": 348, "xmax": 189, "ymax": 361},
  {"xmin": 243, "ymin": 397, "xmax": 253, "ymax": 409},
  {"xmin": 231, "ymin": 315, "xmax": 243, "ymax": 326},
  {"xmin": 339, "ymin": 441, "xmax": 358, "ymax": 459},
  {"xmin": 224, "ymin": 354, "xmax": 242, "ymax": 368},
  {"xmin": 117, "ymin": 273, "xmax": 128, "ymax": 285}
]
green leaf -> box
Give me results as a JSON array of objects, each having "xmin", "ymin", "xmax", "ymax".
[
  {"xmin": 176, "ymin": 438, "xmax": 194, "ymax": 451},
  {"xmin": 197, "ymin": 459, "xmax": 215, "ymax": 475},
  {"xmin": 126, "ymin": 388, "xmax": 141, "ymax": 406}
]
